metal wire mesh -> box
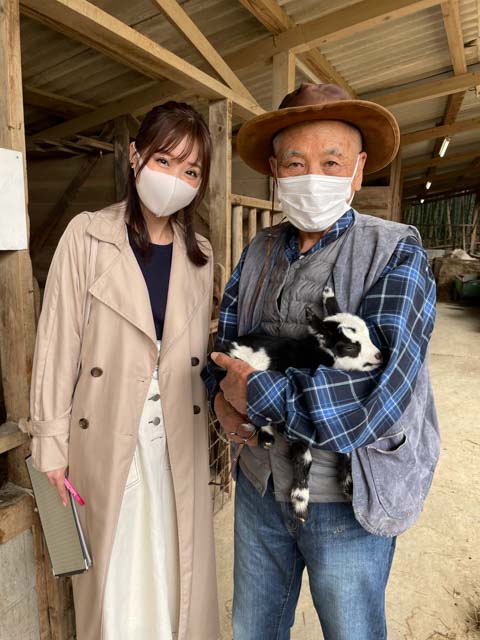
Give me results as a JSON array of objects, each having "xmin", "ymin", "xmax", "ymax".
[{"xmin": 207, "ymin": 327, "xmax": 232, "ymax": 515}]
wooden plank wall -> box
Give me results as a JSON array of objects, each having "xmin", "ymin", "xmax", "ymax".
[
  {"xmin": 28, "ymin": 154, "xmax": 116, "ymax": 285},
  {"xmin": 232, "ymin": 149, "xmax": 269, "ymax": 200}
]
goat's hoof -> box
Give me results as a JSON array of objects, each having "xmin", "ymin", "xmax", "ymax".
[
  {"xmin": 258, "ymin": 425, "xmax": 275, "ymax": 450},
  {"xmin": 259, "ymin": 437, "xmax": 274, "ymax": 450},
  {"xmin": 294, "ymin": 511, "xmax": 308, "ymax": 524},
  {"xmin": 322, "ymin": 286, "xmax": 334, "ymax": 300}
]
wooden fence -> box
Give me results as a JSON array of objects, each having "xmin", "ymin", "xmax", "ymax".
[
  {"xmin": 230, "ymin": 194, "xmax": 284, "ymax": 268},
  {"xmin": 207, "ymin": 194, "xmax": 283, "ymax": 511}
]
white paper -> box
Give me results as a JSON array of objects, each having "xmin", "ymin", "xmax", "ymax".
[{"xmin": 0, "ymin": 148, "xmax": 28, "ymax": 250}]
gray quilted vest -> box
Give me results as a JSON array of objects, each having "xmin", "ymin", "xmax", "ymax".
[{"xmin": 236, "ymin": 210, "xmax": 440, "ymax": 537}]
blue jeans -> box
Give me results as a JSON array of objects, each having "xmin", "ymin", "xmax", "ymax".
[{"xmin": 233, "ymin": 467, "xmax": 396, "ymax": 640}]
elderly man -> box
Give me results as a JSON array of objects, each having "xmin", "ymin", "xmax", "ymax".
[{"xmin": 203, "ymin": 84, "xmax": 439, "ymax": 640}]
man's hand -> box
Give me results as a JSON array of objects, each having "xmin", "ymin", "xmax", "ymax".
[
  {"xmin": 211, "ymin": 351, "xmax": 255, "ymax": 416},
  {"xmin": 46, "ymin": 467, "xmax": 68, "ymax": 506},
  {"xmin": 214, "ymin": 392, "xmax": 258, "ymax": 447}
]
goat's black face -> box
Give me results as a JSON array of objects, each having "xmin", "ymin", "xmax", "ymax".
[{"xmin": 306, "ymin": 307, "xmax": 383, "ymax": 371}]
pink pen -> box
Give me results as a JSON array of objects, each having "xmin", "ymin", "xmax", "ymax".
[{"xmin": 64, "ymin": 477, "xmax": 85, "ymax": 506}]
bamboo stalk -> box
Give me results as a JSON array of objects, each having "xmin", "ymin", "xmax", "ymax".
[
  {"xmin": 261, "ymin": 209, "xmax": 270, "ymax": 229},
  {"xmin": 232, "ymin": 205, "xmax": 244, "ymax": 268},
  {"xmin": 248, "ymin": 208, "xmax": 257, "ymax": 242}
]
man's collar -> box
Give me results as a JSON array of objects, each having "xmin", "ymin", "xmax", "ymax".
[{"xmin": 286, "ymin": 208, "xmax": 354, "ymax": 258}]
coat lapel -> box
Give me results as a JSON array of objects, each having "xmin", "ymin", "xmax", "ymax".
[
  {"xmin": 89, "ymin": 242, "xmax": 158, "ymax": 347},
  {"xmin": 87, "ymin": 203, "xmax": 157, "ymax": 347},
  {"xmin": 86, "ymin": 204, "xmax": 207, "ymax": 353}
]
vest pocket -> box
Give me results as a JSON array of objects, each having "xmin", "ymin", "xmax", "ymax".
[{"xmin": 366, "ymin": 429, "xmax": 417, "ymax": 519}]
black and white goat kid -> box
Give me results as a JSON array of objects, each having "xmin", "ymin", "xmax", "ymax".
[{"xmin": 212, "ymin": 287, "xmax": 383, "ymax": 523}]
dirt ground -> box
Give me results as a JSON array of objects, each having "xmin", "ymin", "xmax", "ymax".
[{"xmin": 214, "ymin": 301, "xmax": 480, "ymax": 639}]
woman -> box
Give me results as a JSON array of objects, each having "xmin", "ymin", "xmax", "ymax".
[{"xmin": 26, "ymin": 102, "xmax": 219, "ymax": 640}]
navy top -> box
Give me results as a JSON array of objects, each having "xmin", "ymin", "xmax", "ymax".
[{"xmin": 128, "ymin": 226, "xmax": 173, "ymax": 340}]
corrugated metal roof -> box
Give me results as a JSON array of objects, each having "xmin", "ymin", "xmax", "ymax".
[
  {"xmin": 391, "ymin": 97, "xmax": 449, "ymax": 133},
  {"xmin": 18, "ymin": 0, "xmax": 480, "ymax": 198}
]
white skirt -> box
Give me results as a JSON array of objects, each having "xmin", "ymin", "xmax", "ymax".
[{"xmin": 102, "ymin": 343, "xmax": 180, "ymax": 639}]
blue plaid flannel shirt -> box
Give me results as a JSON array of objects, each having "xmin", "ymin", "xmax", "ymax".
[{"xmin": 202, "ymin": 209, "xmax": 436, "ymax": 453}]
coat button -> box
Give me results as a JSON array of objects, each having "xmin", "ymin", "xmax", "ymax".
[
  {"xmin": 78, "ymin": 418, "xmax": 89, "ymax": 429},
  {"xmin": 193, "ymin": 405, "xmax": 201, "ymax": 415},
  {"xmin": 191, "ymin": 357, "xmax": 200, "ymax": 366},
  {"xmin": 90, "ymin": 367, "xmax": 103, "ymax": 377}
]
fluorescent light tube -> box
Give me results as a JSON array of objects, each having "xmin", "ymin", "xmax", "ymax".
[
  {"xmin": 438, "ymin": 137, "xmax": 450, "ymax": 158},
  {"xmin": 425, "ymin": 181, "xmax": 432, "ymax": 190}
]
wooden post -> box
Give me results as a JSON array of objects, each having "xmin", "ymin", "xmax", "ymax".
[
  {"xmin": 447, "ymin": 203, "xmax": 453, "ymax": 247},
  {"xmin": 0, "ymin": 6, "xmax": 76, "ymax": 640},
  {"xmin": 0, "ymin": 4, "xmax": 58, "ymax": 640},
  {"xmin": 209, "ymin": 99, "xmax": 232, "ymax": 277},
  {"xmin": 272, "ymin": 50, "xmax": 296, "ymax": 109},
  {"xmin": 470, "ymin": 196, "xmax": 479, "ymax": 254},
  {"xmin": 114, "ymin": 116, "xmax": 130, "ymax": 201},
  {"xmin": 0, "ymin": 0, "xmax": 36, "ymax": 428},
  {"xmin": 261, "ymin": 210, "xmax": 270, "ymax": 229},
  {"xmin": 389, "ymin": 151, "xmax": 403, "ymax": 222},
  {"xmin": 248, "ymin": 208, "xmax": 257, "ymax": 242},
  {"xmin": 232, "ymin": 205, "xmax": 244, "ymax": 268}
]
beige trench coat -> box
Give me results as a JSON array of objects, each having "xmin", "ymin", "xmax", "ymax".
[{"xmin": 26, "ymin": 202, "xmax": 220, "ymax": 640}]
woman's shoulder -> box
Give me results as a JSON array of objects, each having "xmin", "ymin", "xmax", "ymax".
[
  {"xmin": 61, "ymin": 203, "xmax": 126, "ymax": 244},
  {"xmin": 56, "ymin": 212, "xmax": 94, "ymax": 252}
]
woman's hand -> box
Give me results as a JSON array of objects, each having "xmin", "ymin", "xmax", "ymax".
[
  {"xmin": 214, "ymin": 393, "xmax": 258, "ymax": 447},
  {"xmin": 46, "ymin": 467, "xmax": 69, "ymax": 506}
]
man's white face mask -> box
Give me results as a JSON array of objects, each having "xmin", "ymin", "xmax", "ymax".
[
  {"xmin": 276, "ymin": 155, "xmax": 361, "ymax": 233},
  {"xmin": 134, "ymin": 146, "xmax": 199, "ymax": 217}
]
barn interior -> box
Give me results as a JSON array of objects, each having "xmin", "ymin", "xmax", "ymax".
[{"xmin": 1, "ymin": 1, "xmax": 479, "ymax": 638}]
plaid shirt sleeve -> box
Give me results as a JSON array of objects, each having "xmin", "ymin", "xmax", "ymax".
[
  {"xmin": 246, "ymin": 236, "xmax": 436, "ymax": 453},
  {"xmin": 201, "ymin": 248, "xmax": 248, "ymax": 408}
]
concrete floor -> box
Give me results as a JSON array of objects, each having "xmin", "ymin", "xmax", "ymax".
[{"xmin": 214, "ymin": 302, "xmax": 480, "ymax": 639}]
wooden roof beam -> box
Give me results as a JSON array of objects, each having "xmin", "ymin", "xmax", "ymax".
[
  {"xmin": 441, "ymin": 0, "xmax": 467, "ymax": 75},
  {"xmin": 23, "ymin": 85, "xmax": 95, "ymax": 118},
  {"xmin": 370, "ymin": 149, "xmax": 480, "ymax": 179},
  {"xmin": 403, "ymin": 162, "xmax": 480, "ymax": 187},
  {"xmin": 404, "ymin": 149, "xmax": 480, "ymax": 173},
  {"xmin": 401, "ymin": 115, "xmax": 480, "ymax": 144},
  {"xmin": 226, "ymin": 0, "xmax": 442, "ymax": 68},
  {"xmin": 31, "ymin": 81, "xmax": 187, "ymax": 142},
  {"xmin": 403, "ymin": 181, "xmax": 480, "ymax": 199},
  {"xmin": 423, "ymin": 2, "xmax": 467, "ymax": 184},
  {"xmin": 20, "ymin": 0, "xmax": 263, "ymax": 121},
  {"xmin": 152, "ymin": 0, "xmax": 256, "ymax": 103},
  {"xmin": 238, "ymin": 0, "xmax": 356, "ymax": 96},
  {"xmin": 403, "ymin": 185, "xmax": 478, "ymax": 201},
  {"xmin": 370, "ymin": 67, "xmax": 480, "ymax": 107},
  {"xmin": 424, "ymin": 92, "xmax": 466, "ymax": 181}
]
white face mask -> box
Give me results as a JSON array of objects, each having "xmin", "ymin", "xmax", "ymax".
[
  {"xmin": 134, "ymin": 149, "xmax": 199, "ymax": 217},
  {"xmin": 276, "ymin": 155, "xmax": 361, "ymax": 232}
]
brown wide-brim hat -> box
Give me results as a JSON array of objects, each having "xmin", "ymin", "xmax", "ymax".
[{"xmin": 237, "ymin": 83, "xmax": 400, "ymax": 176}]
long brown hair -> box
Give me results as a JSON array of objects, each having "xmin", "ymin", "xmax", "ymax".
[{"xmin": 125, "ymin": 101, "xmax": 211, "ymax": 266}]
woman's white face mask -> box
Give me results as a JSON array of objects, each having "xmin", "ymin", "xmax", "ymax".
[
  {"xmin": 134, "ymin": 147, "xmax": 199, "ymax": 218},
  {"xmin": 276, "ymin": 155, "xmax": 361, "ymax": 232}
]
